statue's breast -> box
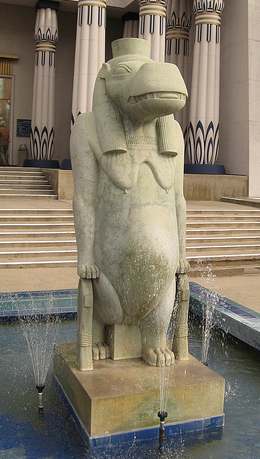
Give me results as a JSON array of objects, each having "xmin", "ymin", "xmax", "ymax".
[{"xmin": 98, "ymin": 148, "xmax": 176, "ymax": 192}]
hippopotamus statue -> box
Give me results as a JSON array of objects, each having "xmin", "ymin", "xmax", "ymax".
[{"xmin": 71, "ymin": 38, "xmax": 190, "ymax": 370}]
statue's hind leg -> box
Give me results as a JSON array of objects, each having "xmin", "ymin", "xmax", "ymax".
[
  {"xmin": 92, "ymin": 271, "xmax": 124, "ymax": 361},
  {"xmin": 140, "ymin": 281, "xmax": 176, "ymax": 367}
]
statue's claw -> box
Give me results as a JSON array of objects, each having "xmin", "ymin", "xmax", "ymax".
[
  {"xmin": 92, "ymin": 343, "xmax": 111, "ymax": 361},
  {"xmin": 143, "ymin": 347, "xmax": 175, "ymax": 367},
  {"xmin": 78, "ymin": 264, "xmax": 100, "ymax": 279}
]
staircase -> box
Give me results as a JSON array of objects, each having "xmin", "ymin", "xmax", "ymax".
[
  {"xmin": 187, "ymin": 208, "xmax": 260, "ymax": 276},
  {"xmin": 0, "ymin": 208, "xmax": 76, "ymax": 269},
  {"xmin": 0, "ymin": 167, "xmax": 57, "ymax": 198},
  {"xmin": 1, "ymin": 205, "xmax": 260, "ymax": 274}
]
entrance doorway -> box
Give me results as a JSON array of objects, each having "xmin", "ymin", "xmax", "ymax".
[{"xmin": 0, "ymin": 76, "xmax": 13, "ymax": 166}]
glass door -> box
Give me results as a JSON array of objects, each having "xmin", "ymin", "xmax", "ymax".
[{"xmin": 0, "ymin": 77, "xmax": 12, "ymax": 165}]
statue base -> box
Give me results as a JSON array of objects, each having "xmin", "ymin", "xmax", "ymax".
[{"xmin": 54, "ymin": 343, "xmax": 225, "ymax": 446}]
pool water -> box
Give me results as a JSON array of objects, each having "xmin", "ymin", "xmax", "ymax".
[{"xmin": 0, "ymin": 318, "xmax": 260, "ymax": 459}]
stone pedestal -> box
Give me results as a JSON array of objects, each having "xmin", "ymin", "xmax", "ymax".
[{"xmin": 54, "ymin": 343, "xmax": 225, "ymax": 442}]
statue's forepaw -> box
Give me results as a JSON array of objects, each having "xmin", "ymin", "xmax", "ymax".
[
  {"xmin": 78, "ymin": 264, "xmax": 100, "ymax": 279},
  {"xmin": 177, "ymin": 259, "xmax": 190, "ymax": 275},
  {"xmin": 93, "ymin": 343, "xmax": 110, "ymax": 360},
  {"xmin": 143, "ymin": 347, "xmax": 175, "ymax": 367}
]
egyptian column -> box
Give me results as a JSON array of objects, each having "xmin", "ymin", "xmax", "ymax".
[
  {"xmin": 166, "ymin": 0, "xmax": 192, "ymax": 133},
  {"xmin": 123, "ymin": 12, "xmax": 139, "ymax": 38},
  {"xmin": 72, "ymin": 0, "xmax": 107, "ymax": 123},
  {"xmin": 186, "ymin": 0, "xmax": 224, "ymax": 165},
  {"xmin": 30, "ymin": 1, "xmax": 58, "ymax": 161},
  {"xmin": 138, "ymin": 0, "xmax": 167, "ymax": 62}
]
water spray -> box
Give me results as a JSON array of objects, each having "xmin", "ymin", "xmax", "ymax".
[
  {"xmin": 36, "ymin": 385, "xmax": 45, "ymax": 413},
  {"xmin": 158, "ymin": 410, "xmax": 168, "ymax": 451}
]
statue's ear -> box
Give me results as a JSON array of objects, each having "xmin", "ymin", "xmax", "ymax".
[
  {"xmin": 157, "ymin": 115, "xmax": 180, "ymax": 157},
  {"xmin": 93, "ymin": 63, "xmax": 127, "ymax": 155}
]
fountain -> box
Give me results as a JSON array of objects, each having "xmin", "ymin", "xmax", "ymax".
[
  {"xmin": 16, "ymin": 292, "xmax": 59, "ymax": 412},
  {"xmin": 54, "ymin": 38, "xmax": 225, "ymax": 446},
  {"xmin": 197, "ymin": 264, "xmax": 220, "ymax": 365},
  {"xmin": 158, "ymin": 272, "xmax": 187, "ymax": 448}
]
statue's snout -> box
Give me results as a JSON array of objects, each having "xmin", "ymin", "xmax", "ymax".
[
  {"xmin": 129, "ymin": 62, "xmax": 188, "ymax": 99},
  {"xmin": 127, "ymin": 62, "xmax": 188, "ymax": 120}
]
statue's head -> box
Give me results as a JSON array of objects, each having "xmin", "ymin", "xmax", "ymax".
[{"xmin": 93, "ymin": 38, "xmax": 188, "ymax": 155}]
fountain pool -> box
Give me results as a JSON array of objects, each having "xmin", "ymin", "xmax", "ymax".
[{"xmin": 0, "ymin": 317, "xmax": 259, "ymax": 458}]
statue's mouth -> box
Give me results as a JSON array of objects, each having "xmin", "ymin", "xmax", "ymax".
[{"xmin": 128, "ymin": 92, "xmax": 185, "ymax": 103}]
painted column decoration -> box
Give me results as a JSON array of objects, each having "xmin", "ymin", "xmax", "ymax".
[
  {"xmin": 123, "ymin": 12, "xmax": 139, "ymax": 38},
  {"xmin": 186, "ymin": 0, "xmax": 224, "ymax": 165},
  {"xmin": 30, "ymin": 1, "xmax": 58, "ymax": 161},
  {"xmin": 166, "ymin": 0, "xmax": 192, "ymax": 132},
  {"xmin": 72, "ymin": 0, "xmax": 107, "ymax": 124},
  {"xmin": 138, "ymin": 0, "xmax": 167, "ymax": 62}
]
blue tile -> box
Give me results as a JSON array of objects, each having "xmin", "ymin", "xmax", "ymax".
[
  {"xmin": 190, "ymin": 281, "xmax": 260, "ymax": 352},
  {"xmin": 134, "ymin": 426, "xmax": 158, "ymax": 441},
  {"xmin": 0, "ymin": 288, "xmax": 77, "ymax": 322},
  {"xmin": 90, "ymin": 435, "xmax": 112, "ymax": 447}
]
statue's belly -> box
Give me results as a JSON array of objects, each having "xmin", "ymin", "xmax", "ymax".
[
  {"xmin": 95, "ymin": 204, "xmax": 178, "ymax": 321},
  {"xmin": 94, "ymin": 162, "xmax": 178, "ymax": 321}
]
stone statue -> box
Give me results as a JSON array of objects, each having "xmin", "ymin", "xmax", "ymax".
[{"xmin": 71, "ymin": 38, "xmax": 190, "ymax": 371}]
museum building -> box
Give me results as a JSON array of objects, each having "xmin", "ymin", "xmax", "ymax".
[{"xmin": 0, "ymin": 0, "xmax": 259, "ymax": 198}]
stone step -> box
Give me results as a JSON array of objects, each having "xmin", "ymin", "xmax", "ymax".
[
  {"xmin": 187, "ymin": 221, "xmax": 260, "ymax": 229},
  {"xmin": 188, "ymin": 253, "xmax": 260, "ymax": 265},
  {"xmin": 0, "ymin": 215, "xmax": 74, "ymax": 223},
  {"xmin": 0, "ymin": 171, "xmax": 47, "ymax": 181},
  {"xmin": 190, "ymin": 264, "xmax": 260, "ymax": 277},
  {"xmin": 0, "ymin": 167, "xmax": 43, "ymax": 172},
  {"xmin": 0, "ymin": 223, "xmax": 74, "ymax": 231},
  {"xmin": 0, "ymin": 184, "xmax": 52, "ymax": 190},
  {"xmin": 187, "ymin": 244, "xmax": 260, "ymax": 255},
  {"xmin": 0, "ymin": 189, "xmax": 55, "ymax": 195},
  {"xmin": 187, "ymin": 215, "xmax": 260, "ymax": 222},
  {"xmin": 0, "ymin": 240, "xmax": 76, "ymax": 248},
  {"xmin": 0, "ymin": 176, "xmax": 47, "ymax": 182},
  {"xmin": 0, "ymin": 193, "xmax": 57, "ymax": 199},
  {"xmin": 0, "ymin": 259, "xmax": 77, "ymax": 269},
  {"xmin": 0, "ymin": 208, "xmax": 72, "ymax": 215},
  {"xmin": 187, "ymin": 228, "xmax": 260, "ymax": 237},
  {"xmin": 187, "ymin": 236, "xmax": 260, "ymax": 246},
  {"xmin": 0, "ymin": 231, "xmax": 75, "ymax": 239},
  {"xmin": 0, "ymin": 249, "xmax": 77, "ymax": 261},
  {"xmin": 0, "ymin": 173, "xmax": 45, "ymax": 178},
  {"xmin": 187, "ymin": 209, "xmax": 260, "ymax": 216},
  {"xmin": 221, "ymin": 196, "xmax": 260, "ymax": 208}
]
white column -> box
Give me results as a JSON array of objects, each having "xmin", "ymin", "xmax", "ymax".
[
  {"xmin": 123, "ymin": 12, "xmax": 139, "ymax": 38},
  {"xmin": 30, "ymin": 1, "xmax": 58, "ymax": 161},
  {"xmin": 186, "ymin": 0, "xmax": 224, "ymax": 165},
  {"xmin": 138, "ymin": 0, "xmax": 167, "ymax": 62},
  {"xmin": 166, "ymin": 0, "xmax": 192, "ymax": 133},
  {"xmin": 72, "ymin": 0, "xmax": 107, "ymax": 123}
]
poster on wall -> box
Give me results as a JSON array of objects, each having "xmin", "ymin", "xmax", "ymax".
[{"xmin": 16, "ymin": 119, "xmax": 31, "ymax": 138}]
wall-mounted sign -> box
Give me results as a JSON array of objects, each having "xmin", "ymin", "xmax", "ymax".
[{"xmin": 16, "ymin": 119, "xmax": 31, "ymax": 138}]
